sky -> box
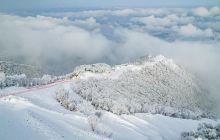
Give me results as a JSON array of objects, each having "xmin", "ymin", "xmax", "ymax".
[{"xmin": 0, "ymin": 0, "xmax": 220, "ymax": 10}]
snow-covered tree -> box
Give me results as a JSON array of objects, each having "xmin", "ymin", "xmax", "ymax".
[
  {"xmin": 0, "ymin": 72, "xmax": 6, "ymax": 88},
  {"xmin": 41, "ymin": 75, "xmax": 52, "ymax": 85},
  {"xmin": 71, "ymin": 63, "xmax": 111, "ymax": 78},
  {"xmin": 181, "ymin": 123, "xmax": 220, "ymax": 140},
  {"xmin": 5, "ymin": 74, "xmax": 27, "ymax": 87}
]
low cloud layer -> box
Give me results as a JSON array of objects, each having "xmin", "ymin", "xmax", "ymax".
[
  {"xmin": 0, "ymin": 7, "xmax": 220, "ymax": 114},
  {"xmin": 193, "ymin": 6, "xmax": 220, "ymax": 17},
  {"xmin": 175, "ymin": 24, "xmax": 214, "ymax": 38},
  {"xmin": 0, "ymin": 14, "xmax": 111, "ymax": 74}
]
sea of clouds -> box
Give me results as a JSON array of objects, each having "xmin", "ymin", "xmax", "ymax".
[{"xmin": 0, "ymin": 6, "xmax": 220, "ymax": 113}]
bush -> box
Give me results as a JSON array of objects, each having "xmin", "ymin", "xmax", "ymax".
[
  {"xmin": 181, "ymin": 123, "xmax": 220, "ymax": 140},
  {"xmin": 87, "ymin": 113, "xmax": 113, "ymax": 138},
  {"xmin": 56, "ymin": 88, "xmax": 77, "ymax": 111},
  {"xmin": 88, "ymin": 115, "xmax": 98, "ymax": 132},
  {"xmin": 41, "ymin": 75, "xmax": 52, "ymax": 85},
  {"xmin": 5, "ymin": 74, "xmax": 28, "ymax": 87},
  {"xmin": 71, "ymin": 63, "xmax": 111, "ymax": 78}
]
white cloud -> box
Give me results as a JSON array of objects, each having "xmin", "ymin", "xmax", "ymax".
[
  {"xmin": 112, "ymin": 9, "xmax": 136, "ymax": 16},
  {"xmin": 131, "ymin": 14, "xmax": 195, "ymax": 32},
  {"xmin": 0, "ymin": 13, "xmax": 218, "ymax": 76},
  {"xmin": 0, "ymin": 14, "xmax": 111, "ymax": 74},
  {"xmin": 111, "ymin": 8, "xmax": 171, "ymax": 17},
  {"xmin": 193, "ymin": 7, "xmax": 209, "ymax": 17},
  {"xmin": 210, "ymin": 6, "xmax": 220, "ymax": 16},
  {"xmin": 210, "ymin": 22, "xmax": 220, "ymax": 30},
  {"xmin": 47, "ymin": 8, "xmax": 173, "ymax": 18},
  {"xmin": 132, "ymin": 15, "xmax": 172, "ymax": 28},
  {"xmin": 72, "ymin": 17, "xmax": 100, "ymax": 31},
  {"xmin": 166, "ymin": 14, "xmax": 194, "ymax": 24},
  {"xmin": 193, "ymin": 6, "xmax": 220, "ymax": 17},
  {"xmin": 175, "ymin": 24, "xmax": 214, "ymax": 38}
]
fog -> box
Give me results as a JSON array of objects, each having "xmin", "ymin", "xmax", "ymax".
[{"xmin": 0, "ymin": 7, "xmax": 220, "ymax": 114}]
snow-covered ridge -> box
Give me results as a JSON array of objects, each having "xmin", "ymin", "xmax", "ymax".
[
  {"xmin": 69, "ymin": 55, "xmax": 213, "ymax": 119},
  {"xmin": 70, "ymin": 55, "xmax": 181, "ymax": 80},
  {"xmin": 136, "ymin": 54, "xmax": 180, "ymax": 71}
]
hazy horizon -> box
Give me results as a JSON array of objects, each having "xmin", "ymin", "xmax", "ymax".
[{"xmin": 0, "ymin": 0, "xmax": 220, "ymax": 11}]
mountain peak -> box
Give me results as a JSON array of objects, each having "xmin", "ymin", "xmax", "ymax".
[{"xmin": 71, "ymin": 55, "xmax": 211, "ymax": 118}]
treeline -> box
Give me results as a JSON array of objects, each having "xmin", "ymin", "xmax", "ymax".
[{"xmin": 0, "ymin": 72, "xmax": 68, "ymax": 89}]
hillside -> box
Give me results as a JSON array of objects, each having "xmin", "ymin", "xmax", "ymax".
[
  {"xmin": 70, "ymin": 55, "xmax": 213, "ymax": 119},
  {"xmin": 0, "ymin": 55, "xmax": 219, "ymax": 140},
  {"xmin": 0, "ymin": 61, "xmax": 43, "ymax": 78},
  {"xmin": 0, "ymin": 78, "xmax": 219, "ymax": 140}
]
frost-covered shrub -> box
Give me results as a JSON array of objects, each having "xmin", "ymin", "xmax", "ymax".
[
  {"xmin": 29, "ymin": 78, "xmax": 42, "ymax": 86},
  {"xmin": 88, "ymin": 113, "xmax": 113, "ymax": 138},
  {"xmin": 181, "ymin": 123, "xmax": 220, "ymax": 140},
  {"xmin": 55, "ymin": 86, "xmax": 96, "ymax": 114},
  {"xmin": 95, "ymin": 123, "xmax": 113, "ymax": 138},
  {"xmin": 5, "ymin": 74, "xmax": 28, "ymax": 87},
  {"xmin": 88, "ymin": 115, "xmax": 98, "ymax": 132},
  {"xmin": 95, "ymin": 111, "xmax": 103, "ymax": 118},
  {"xmin": 41, "ymin": 75, "xmax": 52, "ymax": 85},
  {"xmin": 56, "ymin": 88, "xmax": 77, "ymax": 111},
  {"xmin": 72, "ymin": 63, "xmax": 111, "ymax": 77}
]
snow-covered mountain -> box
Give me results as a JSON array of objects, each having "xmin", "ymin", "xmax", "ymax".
[
  {"xmin": 70, "ymin": 55, "xmax": 213, "ymax": 119},
  {"xmin": 0, "ymin": 55, "xmax": 219, "ymax": 140}
]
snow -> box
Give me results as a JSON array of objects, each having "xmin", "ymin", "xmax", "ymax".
[
  {"xmin": 0, "ymin": 81, "xmax": 219, "ymax": 140},
  {"xmin": 71, "ymin": 55, "xmax": 212, "ymax": 118},
  {"xmin": 0, "ymin": 55, "xmax": 219, "ymax": 140}
]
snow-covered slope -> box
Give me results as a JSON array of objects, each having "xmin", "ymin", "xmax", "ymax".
[
  {"xmin": 71, "ymin": 55, "xmax": 213, "ymax": 118},
  {"xmin": 0, "ymin": 82, "xmax": 219, "ymax": 140},
  {"xmin": 0, "ymin": 55, "xmax": 218, "ymax": 140}
]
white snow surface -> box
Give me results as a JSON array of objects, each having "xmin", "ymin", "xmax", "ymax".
[
  {"xmin": 0, "ymin": 83, "xmax": 219, "ymax": 140},
  {"xmin": 0, "ymin": 55, "xmax": 218, "ymax": 140}
]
